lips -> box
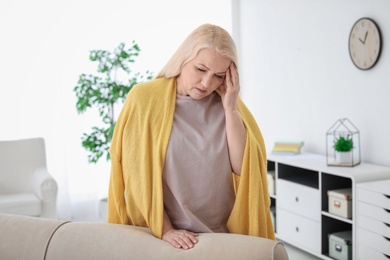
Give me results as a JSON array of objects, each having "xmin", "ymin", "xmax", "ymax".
[{"xmin": 195, "ymin": 87, "xmax": 207, "ymax": 95}]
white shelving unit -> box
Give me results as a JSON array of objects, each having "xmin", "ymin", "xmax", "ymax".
[
  {"xmin": 267, "ymin": 153, "xmax": 390, "ymax": 260},
  {"xmin": 356, "ymin": 179, "xmax": 390, "ymax": 260}
]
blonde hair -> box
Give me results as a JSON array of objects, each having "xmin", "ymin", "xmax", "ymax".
[{"xmin": 157, "ymin": 24, "xmax": 238, "ymax": 78}]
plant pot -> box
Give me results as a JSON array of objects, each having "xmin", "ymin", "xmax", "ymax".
[{"xmin": 336, "ymin": 151, "xmax": 352, "ymax": 164}]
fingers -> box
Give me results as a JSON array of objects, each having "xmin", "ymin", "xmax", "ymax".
[
  {"xmin": 225, "ymin": 63, "xmax": 239, "ymax": 92},
  {"xmin": 220, "ymin": 63, "xmax": 240, "ymax": 111},
  {"xmin": 219, "ymin": 82, "xmax": 227, "ymax": 94},
  {"xmin": 162, "ymin": 229, "xmax": 199, "ymax": 250},
  {"xmin": 230, "ymin": 63, "xmax": 240, "ymax": 91}
]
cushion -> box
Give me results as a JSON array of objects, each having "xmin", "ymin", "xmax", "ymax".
[{"xmin": 0, "ymin": 193, "xmax": 41, "ymax": 216}]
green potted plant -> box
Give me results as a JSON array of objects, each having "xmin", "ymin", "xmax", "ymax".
[
  {"xmin": 74, "ymin": 42, "xmax": 153, "ymax": 220},
  {"xmin": 333, "ymin": 135, "xmax": 353, "ymax": 163},
  {"xmin": 74, "ymin": 42, "xmax": 153, "ymax": 164}
]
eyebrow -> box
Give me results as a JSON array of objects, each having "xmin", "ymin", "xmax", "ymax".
[{"xmin": 198, "ymin": 63, "xmax": 227, "ymax": 75}]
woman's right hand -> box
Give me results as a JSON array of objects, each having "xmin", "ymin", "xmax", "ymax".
[{"xmin": 162, "ymin": 228, "xmax": 199, "ymax": 250}]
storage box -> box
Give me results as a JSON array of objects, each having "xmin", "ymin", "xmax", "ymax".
[
  {"xmin": 270, "ymin": 206, "xmax": 276, "ymax": 230},
  {"xmin": 328, "ymin": 188, "xmax": 352, "ymax": 219},
  {"xmin": 267, "ymin": 171, "xmax": 276, "ymax": 195},
  {"xmin": 329, "ymin": 230, "xmax": 352, "ymax": 260}
]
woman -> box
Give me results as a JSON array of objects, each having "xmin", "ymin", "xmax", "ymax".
[{"xmin": 107, "ymin": 23, "xmax": 275, "ymax": 250}]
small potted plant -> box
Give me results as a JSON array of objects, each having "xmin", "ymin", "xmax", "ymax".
[{"xmin": 333, "ymin": 135, "xmax": 353, "ymax": 164}]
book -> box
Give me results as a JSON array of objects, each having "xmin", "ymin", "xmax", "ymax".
[{"xmin": 272, "ymin": 141, "xmax": 304, "ymax": 155}]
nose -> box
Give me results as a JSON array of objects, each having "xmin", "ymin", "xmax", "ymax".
[{"xmin": 201, "ymin": 75, "xmax": 212, "ymax": 89}]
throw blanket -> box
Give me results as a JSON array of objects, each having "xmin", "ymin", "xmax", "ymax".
[{"xmin": 107, "ymin": 77, "xmax": 275, "ymax": 240}]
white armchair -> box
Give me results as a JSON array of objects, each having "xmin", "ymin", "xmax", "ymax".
[{"xmin": 0, "ymin": 138, "xmax": 57, "ymax": 218}]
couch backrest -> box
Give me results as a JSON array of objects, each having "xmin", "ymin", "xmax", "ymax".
[
  {"xmin": 0, "ymin": 137, "xmax": 47, "ymax": 193},
  {"xmin": 0, "ymin": 213, "xmax": 289, "ymax": 260},
  {"xmin": 0, "ymin": 213, "xmax": 69, "ymax": 260},
  {"xmin": 47, "ymin": 222, "xmax": 288, "ymax": 260}
]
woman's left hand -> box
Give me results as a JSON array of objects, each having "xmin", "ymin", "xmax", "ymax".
[
  {"xmin": 219, "ymin": 62, "xmax": 246, "ymax": 175},
  {"xmin": 220, "ymin": 63, "xmax": 240, "ymax": 112}
]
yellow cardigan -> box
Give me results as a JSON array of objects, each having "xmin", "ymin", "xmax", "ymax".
[{"xmin": 107, "ymin": 77, "xmax": 275, "ymax": 240}]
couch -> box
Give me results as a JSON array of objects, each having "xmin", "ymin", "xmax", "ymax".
[
  {"xmin": 0, "ymin": 213, "xmax": 289, "ymax": 260},
  {"xmin": 0, "ymin": 138, "xmax": 57, "ymax": 218}
]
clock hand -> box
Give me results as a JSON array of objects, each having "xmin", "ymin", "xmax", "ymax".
[{"xmin": 359, "ymin": 31, "xmax": 368, "ymax": 44}]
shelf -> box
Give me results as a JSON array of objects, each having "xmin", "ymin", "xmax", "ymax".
[
  {"xmin": 267, "ymin": 153, "xmax": 390, "ymax": 260},
  {"xmin": 321, "ymin": 173, "xmax": 352, "ymax": 213},
  {"xmin": 321, "ymin": 215, "xmax": 352, "ymax": 257},
  {"xmin": 280, "ymin": 175, "xmax": 318, "ymax": 189},
  {"xmin": 321, "ymin": 211, "xmax": 353, "ymax": 224},
  {"xmin": 278, "ymin": 163, "xmax": 319, "ymax": 189}
]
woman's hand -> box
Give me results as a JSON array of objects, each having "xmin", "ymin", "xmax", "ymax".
[
  {"xmin": 219, "ymin": 62, "xmax": 246, "ymax": 175},
  {"xmin": 220, "ymin": 63, "xmax": 240, "ymax": 112},
  {"xmin": 162, "ymin": 228, "xmax": 199, "ymax": 250}
]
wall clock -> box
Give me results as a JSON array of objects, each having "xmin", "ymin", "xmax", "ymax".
[{"xmin": 349, "ymin": 18, "xmax": 382, "ymax": 70}]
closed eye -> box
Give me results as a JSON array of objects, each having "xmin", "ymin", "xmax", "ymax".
[{"xmin": 195, "ymin": 66, "xmax": 225, "ymax": 80}]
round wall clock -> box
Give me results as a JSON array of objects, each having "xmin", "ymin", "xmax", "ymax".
[{"xmin": 349, "ymin": 18, "xmax": 382, "ymax": 70}]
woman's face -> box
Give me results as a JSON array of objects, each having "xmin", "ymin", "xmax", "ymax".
[{"xmin": 176, "ymin": 48, "xmax": 231, "ymax": 100}]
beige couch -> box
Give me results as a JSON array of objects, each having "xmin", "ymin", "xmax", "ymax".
[{"xmin": 0, "ymin": 213, "xmax": 288, "ymax": 260}]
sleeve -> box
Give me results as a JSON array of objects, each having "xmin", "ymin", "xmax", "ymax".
[
  {"xmin": 106, "ymin": 79, "xmax": 175, "ymax": 239},
  {"xmin": 227, "ymin": 98, "xmax": 275, "ymax": 240},
  {"xmin": 106, "ymin": 92, "xmax": 133, "ymax": 224}
]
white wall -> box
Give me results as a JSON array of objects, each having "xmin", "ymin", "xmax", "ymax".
[
  {"xmin": 233, "ymin": 0, "xmax": 390, "ymax": 167},
  {"xmin": 0, "ymin": 0, "xmax": 232, "ymax": 219}
]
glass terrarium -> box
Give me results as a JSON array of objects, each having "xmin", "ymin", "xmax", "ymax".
[{"xmin": 326, "ymin": 118, "xmax": 360, "ymax": 167}]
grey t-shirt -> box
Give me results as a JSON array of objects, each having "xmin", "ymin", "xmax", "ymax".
[{"xmin": 162, "ymin": 92, "xmax": 235, "ymax": 233}]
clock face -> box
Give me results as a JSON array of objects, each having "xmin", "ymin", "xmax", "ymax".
[{"xmin": 349, "ymin": 18, "xmax": 382, "ymax": 70}]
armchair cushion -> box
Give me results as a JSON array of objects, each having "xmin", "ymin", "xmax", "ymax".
[{"xmin": 0, "ymin": 193, "xmax": 41, "ymax": 216}]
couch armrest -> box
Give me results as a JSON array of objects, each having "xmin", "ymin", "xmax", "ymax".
[{"xmin": 32, "ymin": 168, "xmax": 58, "ymax": 218}]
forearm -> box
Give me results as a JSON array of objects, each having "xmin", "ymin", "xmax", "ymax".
[
  {"xmin": 162, "ymin": 209, "xmax": 174, "ymax": 235},
  {"xmin": 225, "ymin": 109, "xmax": 246, "ymax": 175}
]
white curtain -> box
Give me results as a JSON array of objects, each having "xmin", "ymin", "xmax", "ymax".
[{"xmin": 0, "ymin": 0, "xmax": 232, "ymax": 220}]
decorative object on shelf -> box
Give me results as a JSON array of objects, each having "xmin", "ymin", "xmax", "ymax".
[
  {"xmin": 267, "ymin": 170, "xmax": 275, "ymax": 195},
  {"xmin": 327, "ymin": 188, "xmax": 352, "ymax": 219},
  {"xmin": 334, "ymin": 135, "xmax": 353, "ymax": 164},
  {"xmin": 329, "ymin": 230, "xmax": 352, "ymax": 260},
  {"xmin": 271, "ymin": 141, "xmax": 304, "ymax": 155},
  {"xmin": 326, "ymin": 118, "xmax": 360, "ymax": 167},
  {"xmin": 349, "ymin": 17, "xmax": 382, "ymax": 70}
]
